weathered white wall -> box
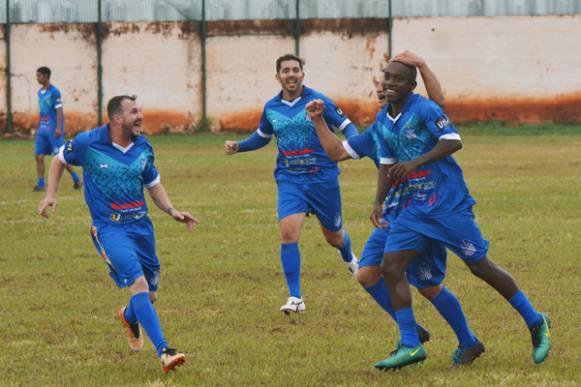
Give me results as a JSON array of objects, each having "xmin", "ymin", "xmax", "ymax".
[
  {"xmin": 102, "ymin": 22, "xmax": 201, "ymax": 133},
  {"xmin": 0, "ymin": 26, "xmax": 6, "ymax": 126},
  {"xmin": 9, "ymin": 24, "xmax": 97, "ymax": 135}
]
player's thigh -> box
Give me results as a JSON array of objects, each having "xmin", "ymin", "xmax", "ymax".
[
  {"xmin": 90, "ymin": 225, "xmax": 145, "ymax": 289},
  {"xmin": 307, "ymin": 180, "xmax": 343, "ymax": 232},
  {"xmin": 407, "ymin": 239, "xmax": 447, "ymax": 290},
  {"xmin": 277, "ymin": 181, "xmax": 309, "ymax": 222},
  {"xmin": 132, "ymin": 218, "xmax": 161, "ymax": 292},
  {"xmin": 34, "ymin": 133, "xmax": 52, "ymax": 156}
]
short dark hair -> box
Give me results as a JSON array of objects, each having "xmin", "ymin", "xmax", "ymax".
[
  {"xmin": 107, "ymin": 95, "xmax": 136, "ymax": 119},
  {"xmin": 37, "ymin": 66, "xmax": 51, "ymax": 78},
  {"xmin": 276, "ymin": 54, "xmax": 304, "ymax": 73}
]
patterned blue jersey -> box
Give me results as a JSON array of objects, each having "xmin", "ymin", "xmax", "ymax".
[
  {"xmin": 376, "ymin": 93, "xmax": 475, "ymax": 216},
  {"xmin": 58, "ymin": 125, "xmax": 160, "ymax": 226},
  {"xmin": 258, "ymin": 86, "xmax": 352, "ymax": 183},
  {"xmin": 38, "ymin": 85, "xmax": 63, "ymax": 133},
  {"xmin": 344, "ymin": 112, "xmax": 412, "ymax": 223}
]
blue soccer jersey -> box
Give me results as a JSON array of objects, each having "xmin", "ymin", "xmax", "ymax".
[
  {"xmin": 58, "ymin": 125, "xmax": 160, "ymax": 226},
  {"xmin": 38, "ymin": 85, "xmax": 62, "ymax": 133},
  {"xmin": 258, "ymin": 86, "xmax": 353, "ymax": 183},
  {"xmin": 376, "ymin": 93, "xmax": 476, "ymax": 216}
]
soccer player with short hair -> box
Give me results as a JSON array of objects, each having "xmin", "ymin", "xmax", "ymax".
[
  {"xmin": 369, "ymin": 60, "xmax": 550, "ymax": 370},
  {"xmin": 306, "ymin": 51, "xmax": 484, "ymax": 366},
  {"xmin": 38, "ymin": 95, "xmax": 198, "ymax": 373},
  {"xmin": 224, "ymin": 54, "xmax": 359, "ymax": 314},
  {"xmin": 33, "ymin": 66, "xmax": 81, "ymax": 191}
]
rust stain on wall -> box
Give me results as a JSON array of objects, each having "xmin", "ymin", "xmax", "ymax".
[
  {"xmin": 141, "ymin": 109, "xmax": 194, "ymax": 134},
  {"xmin": 207, "ymin": 19, "xmax": 294, "ymax": 37},
  {"xmin": 102, "ymin": 23, "xmax": 141, "ymax": 39},
  {"xmin": 212, "ymin": 108, "xmax": 263, "ymax": 133},
  {"xmin": 38, "ymin": 23, "xmax": 97, "ymax": 43},
  {"xmin": 11, "ymin": 112, "xmax": 98, "ymax": 136},
  {"xmin": 301, "ymin": 19, "xmax": 387, "ymax": 38}
]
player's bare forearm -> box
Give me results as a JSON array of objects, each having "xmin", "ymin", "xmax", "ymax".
[
  {"xmin": 147, "ymin": 183, "xmax": 174, "ymax": 214},
  {"xmin": 375, "ymin": 163, "xmax": 392, "ymax": 206},
  {"xmin": 413, "ymin": 139, "xmax": 461, "ymax": 169},
  {"xmin": 418, "ymin": 64, "xmax": 445, "ymax": 107},
  {"xmin": 56, "ymin": 108, "xmax": 64, "ymax": 137},
  {"xmin": 47, "ymin": 157, "xmax": 66, "ymax": 198},
  {"xmin": 312, "ymin": 116, "xmax": 350, "ymax": 161}
]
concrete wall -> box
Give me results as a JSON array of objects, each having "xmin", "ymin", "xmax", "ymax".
[{"xmin": 2, "ymin": 14, "xmax": 581, "ymax": 135}]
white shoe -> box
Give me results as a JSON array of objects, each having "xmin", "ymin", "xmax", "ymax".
[
  {"xmin": 341, "ymin": 251, "xmax": 359, "ymax": 278},
  {"xmin": 280, "ymin": 296, "xmax": 305, "ymax": 314}
]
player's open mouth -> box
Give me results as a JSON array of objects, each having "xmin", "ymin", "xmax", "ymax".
[{"xmin": 385, "ymin": 89, "xmax": 398, "ymax": 98}]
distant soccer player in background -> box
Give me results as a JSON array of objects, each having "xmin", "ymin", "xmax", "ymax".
[
  {"xmin": 38, "ymin": 95, "xmax": 198, "ymax": 373},
  {"xmin": 306, "ymin": 51, "xmax": 484, "ymax": 366},
  {"xmin": 370, "ymin": 60, "xmax": 550, "ymax": 370},
  {"xmin": 33, "ymin": 66, "xmax": 81, "ymax": 191},
  {"xmin": 224, "ymin": 54, "xmax": 359, "ymax": 314}
]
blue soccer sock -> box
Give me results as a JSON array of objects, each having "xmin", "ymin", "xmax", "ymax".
[
  {"xmin": 364, "ymin": 278, "xmax": 396, "ymax": 321},
  {"xmin": 124, "ymin": 301, "xmax": 137, "ymax": 324},
  {"xmin": 395, "ymin": 307, "xmax": 420, "ymax": 348},
  {"xmin": 70, "ymin": 171, "xmax": 81, "ymax": 183},
  {"xmin": 431, "ymin": 287, "xmax": 478, "ymax": 348},
  {"xmin": 281, "ymin": 242, "xmax": 301, "ymax": 298},
  {"xmin": 508, "ymin": 290, "xmax": 542, "ymax": 328},
  {"xmin": 37, "ymin": 177, "xmax": 45, "ymax": 188},
  {"xmin": 130, "ymin": 292, "xmax": 168, "ymax": 357},
  {"xmin": 337, "ymin": 230, "xmax": 353, "ymax": 263}
]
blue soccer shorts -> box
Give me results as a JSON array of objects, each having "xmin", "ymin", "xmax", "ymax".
[
  {"xmin": 277, "ymin": 179, "xmax": 343, "ymax": 232},
  {"xmin": 360, "ymin": 226, "xmax": 447, "ymax": 288},
  {"xmin": 385, "ymin": 208, "xmax": 489, "ymax": 263},
  {"xmin": 90, "ymin": 217, "xmax": 160, "ymax": 291},
  {"xmin": 35, "ymin": 130, "xmax": 64, "ymax": 156}
]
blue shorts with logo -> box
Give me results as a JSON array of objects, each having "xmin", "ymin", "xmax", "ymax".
[
  {"xmin": 360, "ymin": 226, "xmax": 447, "ymax": 289},
  {"xmin": 35, "ymin": 129, "xmax": 64, "ymax": 156},
  {"xmin": 277, "ymin": 178, "xmax": 343, "ymax": 232},
  {"xmin": 90, "ymin": 216, "xmax": 160, "ymax": 291},
  {"xmin": 385, "ymin": 208, "xmax": 489, "ymax": 263}
]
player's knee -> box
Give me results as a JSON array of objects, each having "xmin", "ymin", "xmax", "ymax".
[
  {"xmin": 466, "ymin": 257, "xmax": 494, "ymax": 279},
  {"xmin": 418, "ymin": 285, "xmax": 442, "ymax": 301},
  {"xmin": 380, "ymin": 255, "xmax": 402, "ymax": 280},
  {"xmin": 323, "ymin": 231, "xmax": 343, "ymax": 248},
  {"xmin": 357, "ymin": 266, "xmax": 381, "ymax": 287},
  {"xmin": 280, "ymin": 228, "xmax": 299, "ymax": 243},
  {"xmin": 128, "ymin": 276, "xmax": 149, "ymax": 294}
]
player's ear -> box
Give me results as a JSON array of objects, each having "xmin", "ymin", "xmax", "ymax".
[{"xmin": 410, "ymin": 80, "xmax": 417, "ymax": 91}]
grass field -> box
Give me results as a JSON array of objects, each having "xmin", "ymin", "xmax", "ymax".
[{"xmin": 0, "ymin": 127, "xmax": 580, "ymax": 386}]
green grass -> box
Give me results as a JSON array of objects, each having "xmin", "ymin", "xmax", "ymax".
[{"xmin": 0, "ymin": 127, "xmax": 580, "ymax": 386}]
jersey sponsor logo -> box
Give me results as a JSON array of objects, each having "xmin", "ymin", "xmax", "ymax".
[
  {"xmin": 436, "ymin": 116, "xmax": 451, "ymax": 131},
  {"xmin": 110, "ymin": 201, "xmax": 145, "ymax": 210},
  {"xmin": 65, "ymin": 140, "xmax": 74, "ymax": 152},
  {"xmin": 335, "ymin": 107, "xmax": 344, "ymax": 116}
]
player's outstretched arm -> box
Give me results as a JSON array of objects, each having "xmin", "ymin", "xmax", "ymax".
[
  {"xmin": 38, "ymin": 157, "xmax": 66, "ymax": 218},
  {"xmin": 147, "ymin": 183, "xmax": 199, "ymax": 232},
  {"xmin": 224, "ymin": 131, "xmax": 271, "ymax": 155},
  {"xmin": 305, "ymin": 99, "xmax": 351, "ymax": 162},
  {"xmin": 390, "ymin": 50, "xmax": 445, "ymax": 107}
]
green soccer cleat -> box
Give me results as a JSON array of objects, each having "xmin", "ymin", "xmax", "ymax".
[
  {"xmin": 374, "ymin": 343, "xmax": 427, "ymax": 371},
  {"xmin": 530, "ymin": 313, "xmax": 551, "ymax": 364},
  {"xmin": 452, "ymin": 340, "xmax": 485, "ymax": 366}
]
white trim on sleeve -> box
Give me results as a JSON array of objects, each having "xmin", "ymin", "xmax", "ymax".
[
  {"xmin": 338, "ymin": 119, "xmax": 352, "ymax": 132},
  {"xmin": 439, "ymin": 133, "xmax": 462, "ymax": 141},
  {"xmin": 57, "ymin": 145, "xmax": 68, "ymax": 164},
  {"xmin": 257, "ymin": 128, "xmax": 272, "ymax": 138},
  {"xmin": 54, "ymin": 104, "xmax": 63, "ymax": 109},
  {"xmin": 380, "ymin": 157, "xmax": 397, "ymax": 165},
  {"xmin": 342, "ymin": 140, "xmax": 360, "ymax": 159},
  {"xmin": 145, "ymin": 174, "xmax": 161, "ymax": 188}
]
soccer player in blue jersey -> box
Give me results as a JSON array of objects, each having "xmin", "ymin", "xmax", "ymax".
[
  {"xmin": 369, "ymin": 60, "xmax": 550, "ymax": 369},
  {"xmin": 33, "ymin": 67, "xmax": 81, "ymax": 191},
  {"xmin": 224, "ymin": 54, "xmax": 359, "ymax": 314},
  {"xmin": 305, "ymin": 51, "xmax": 484, "ymax": 366},
  {"xmin": 37, "ymin": 95, "xmax": 198, "ymax": 373}
]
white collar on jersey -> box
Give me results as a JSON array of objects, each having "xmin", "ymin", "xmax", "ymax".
[
  {"xmin": 281, "ymin": 96, "xmax": 302, "ymax": 107},
  {"xmin": 112, "ymin": 142, "xmax": 134, "ymax": 154},
  {"xmin": 386, "ymin": 111, "xmax": 402, "ymax": 123}
]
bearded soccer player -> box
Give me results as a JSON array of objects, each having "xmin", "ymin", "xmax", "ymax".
[
  {"xmin": 369, "ymin": 60, "xmax": 550, "ymax": 370},
  {"xmin": 224, "ymin": 54, "xmax": 359, "ymax": 314},
  {"xmin": 38, "ymin": 95, "xmax": 198, "ymax": 373},
  {"xmin": 33, "ymin": 66, "xmax": 81, "ymax": 191}
]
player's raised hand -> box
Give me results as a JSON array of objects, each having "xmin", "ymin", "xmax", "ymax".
[
  {"xmin": 224, "ymin": 140, "xmax": 239, "ymax": 155},
  {"xmin": 38, "ymin": 196, "xmax": 57, "ymax": 218},
  {"xmin": 170, "ymin": 209, "xmax": 199, "ymax": 232},
  {"xmin": 390, "ymin": 50, "xmax": 425, "ymax": 67},
  {"xmin": 305, "ymin": 99, "xmax": 326, "ymax": 119}
]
